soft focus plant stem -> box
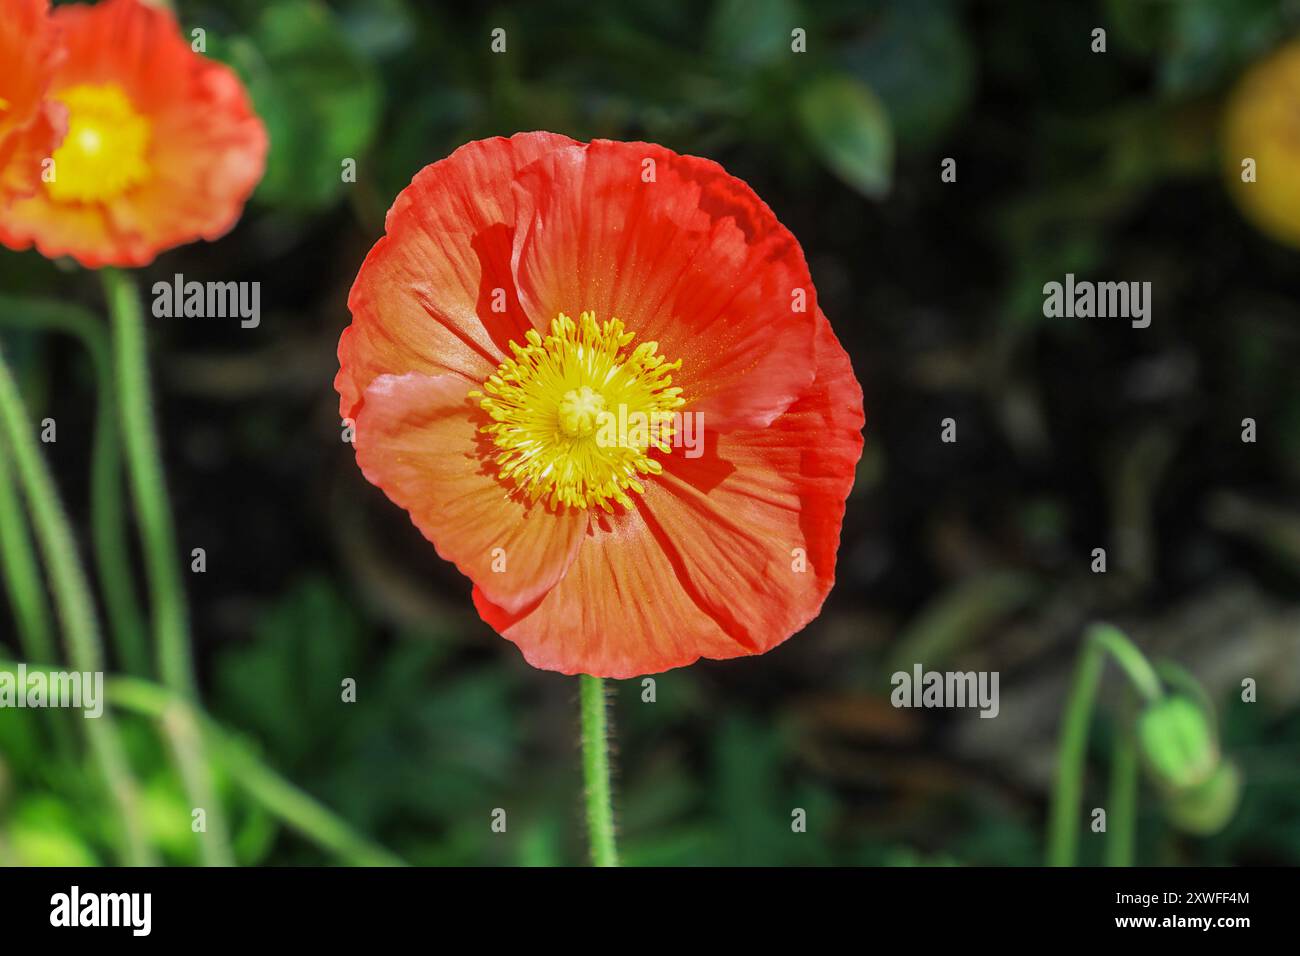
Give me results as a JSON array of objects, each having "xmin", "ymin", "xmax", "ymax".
[
  {"xmin": 0, "ymin": 654, "xmax": 404, "ymax": 866},
  {"xmin": 159, "ymin": 700, "xmax": 234, "ymax": 867},
  {"xmin": 1087, "ymin": 623, "xmax": 1163, "ymax": 704},
  {"xmin": 0, "ymin": 443, "xmax": 56, "ymax": 663},
  {"xmin": 580, "ymin": 674, "xmax": 619, "ymax": 867},
  {"xmin": 0, "ymin": 296, "xmax": 148, "ymax": 675},
  {"xmin": 1106, "ymin": 711, "xmax": 1139, "ymax": 867},
  {"xmin": 105, "ymin": 675, "xmax": 405, "ymax": 867},
  {"xmin": 0, "ymin": 443, "xmax": 74, "ymax": 757},
  {"xmin": 102, "ymin": 269, "xmax": 194, "ymax": 697},
  {"xmin": 102, "ymin": 269, "xmax": 233, "ymax": 866},
  {"xmin": 0, "ymin": 345, "xmax": 154, "ymax": 865},
  {"xmin": 1048, "ymin": 623, "xmax": 1162, "ymax": 866}
]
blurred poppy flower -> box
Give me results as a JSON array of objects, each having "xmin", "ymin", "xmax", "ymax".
[
  {"xmin": 1223, "ymin": 39, "xmax": 1300, "ymax": 250},
  {"xmin": 0, "ymin": 0, "xmax": 66, "ymax": 207},
  {"xmin": 0, "ymin": 0, "xmax": 267, "ymax": 267},
  {"xmin": 337, "ymin": 133, "xmax": 864, "ymax": 677}
]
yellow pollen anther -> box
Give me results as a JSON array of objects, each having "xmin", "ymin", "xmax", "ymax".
[
  {"xmin": 46, "ymin": 83, "xmax": 151, "ymax": 203},
  {"xmin": 471, "ymin": 311, "xmax": 686, "ymax": 512}
]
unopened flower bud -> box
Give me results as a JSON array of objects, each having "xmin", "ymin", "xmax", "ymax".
[
  {"xmin": 1165, "ymin": 761, "xmax": 1242, "ymax": 836},
  {"xmin": 1137, "ymin": 695, "xmax": 1218, "ymax": 791}
]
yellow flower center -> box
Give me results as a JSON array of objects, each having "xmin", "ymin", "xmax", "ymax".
[
  {"xmin": 46, "ymin": 84, "xmax": 151, "ymax": 203},
  {"xmin": 471, "ymin": 311, "xmax": 686, "ymax": 511},
  {"xmin": 558, "ymin": 385, "xmax": 607, "ymax": 438}
]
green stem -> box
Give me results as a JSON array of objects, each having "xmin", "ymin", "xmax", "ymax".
[
  {"xmin": 0, "ymin": 654, "xmax": 404, "ymax": 866},
  {"xmin": 0, "ymin": 442, "xmax": 56, "ymax": 662},
  {"xmin": 1047, "ymin": 622, "xmax": 1162, "ymax": 866},
  {"xmin": 1088, "ymin": 623, "xmax": 1163, "ymax": 704},
  {"xmin": 1047, "ymin": 637, "xmax": 1104, "ymax": 867},
  {"xmin": 1106, "ymin": 711, "xmax": 1139, "ymax": 867},
  {"xmin": 102, "ymin": 268, "xmax": 193, "ymax": 697},
  {"xmin": 579, "ymin": 674, "xmax": 618, "ymax": 867},
  {"xmin": 0, "ymin": 443, "xmax": 75, "ymax": 757},
  {"xmin": 88, "ymin": 334, "xmax": 149, "ymax": 676},
  {"xmin": 102, "ymin": 268, "xmax": 236, "ymax": 867},
  {"xmin": 0, "ymin": 346, "xmax": 154, "ymax": 865},
  {"xmin": 106, "ymin": 675, "xmax": 405, "ymax": 867},
  {"xmin": 0, "ymin": 297, "xmax": 148, "ymax": 675},
  {"xmin": 158, "ymin": 700, "xmax": 234, "ymax": 867}
]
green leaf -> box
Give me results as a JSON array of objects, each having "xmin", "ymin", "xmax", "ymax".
[
  {"xmin": 797, "ymin": 74, "xmax": 893, "ymax": 199},
  {"xmin": 841, "ymin": 0, "xmax": 973, "ymax": 150},
  {"xmin": 212, "ymin": 576, "xmax": 362, "ymax": 767}
]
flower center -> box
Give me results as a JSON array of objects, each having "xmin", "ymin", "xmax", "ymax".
[
  {"xmin": 471, "ymin": 311, "xmax": 685, "ymax": 511},
  {"xmin": 46, "ymin": 84, "xmax": 151, "ymax": 203},
  {"xmin": 558, "ymin": 385, "xmax": 607, "ymax": 438}
]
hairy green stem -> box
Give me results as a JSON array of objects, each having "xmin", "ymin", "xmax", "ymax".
[
  {"xmin": 102, "ymin": 269, "xmax": 193, "ymax": 694},
  {"xmin": 0, "ymin": 296, "xmax": 148, "ymax": 675},
  {"xmin": 0, "ymin": 346, "xmax": 154, "ymax": 865},
  {"xmin": 579, "ymin": 674, "xmax": 618, "ymax": 867},
  {"xmin": 1047, "ymin": 623, "xmax": 1162, "ymax": 866}
]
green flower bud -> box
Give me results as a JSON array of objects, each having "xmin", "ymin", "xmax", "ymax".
[
  {"xmin": 1137, "ymin": 695, "xmax": 1218, "ymax": 791},
  {"xmin": 1165, "ymin": 761, "xmax": 1242, "ymax": 836}
]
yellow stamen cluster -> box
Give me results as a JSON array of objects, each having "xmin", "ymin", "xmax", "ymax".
[
  {"xmin": 471, "ymin": 311, "xmax": 685, "ymax": 511},
  {"xmin": 47, "ymin": 84, "xmax": 151, "ymax": 203}
]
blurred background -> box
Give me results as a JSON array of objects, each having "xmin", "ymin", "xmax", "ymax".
[{"xmin": 2, "ymin": 0, "xmax": 1300, "ymax": 866}]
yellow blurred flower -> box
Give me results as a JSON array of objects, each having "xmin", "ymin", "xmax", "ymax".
[{"xmin": 1223, "ymin": 39, "xmax": 1300, "ymax": 249}]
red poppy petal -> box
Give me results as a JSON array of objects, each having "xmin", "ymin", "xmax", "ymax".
[
  {"xmin": 0, "ymin": 0, "xmax": 57, "ymax": 144},
  {"xmin": 643, "ymin": 311, "xmax": 864, "ymax": 654},
  {"xmin": 0, "ymin": 0, "xmax": 63, "ymax": 206},
  {"xmin": 0, "ymin": 100, "xmax": 65, "ymax": 206},
  {"xmin": 354, "ymin": 371, "xmax": 588, "ymax": 614},
  {"xmin": 510, "ymin": 140, "xmax": 819, "ymax": 431},
  {"xmin": 337, "ymin": 131, "xmax": 578, "ymax": 422},
  {"xmin": 472, "ymin": 501, "xmax": 749, "ymax": 678}
]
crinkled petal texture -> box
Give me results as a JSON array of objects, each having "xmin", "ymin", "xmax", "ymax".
[
  {"xmin": 339, "ymin": 133, "xmax": 864, "ymax": 677},
  {"xmin": 0, "ymin": 0, "xmax": 65, "ymax": 205},
  {"xmin": 337, "ymin": 131, "xmax": 578, "ymax": 419},
  {"xmin": 0, "ymin": 0, "xmax": 267, "ymax": 267}
]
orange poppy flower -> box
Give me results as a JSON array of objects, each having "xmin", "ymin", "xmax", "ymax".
[
  {"xmin": 0, "ymin": 0, "xmax": 65, "ymax": 207},
  {"xmin": 337, "ymin": 133, "xmax": 864, "ymax": 677},
  {"xmin": 0, "ymin": 0, "xmax": 267, "ymax": 268}
]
